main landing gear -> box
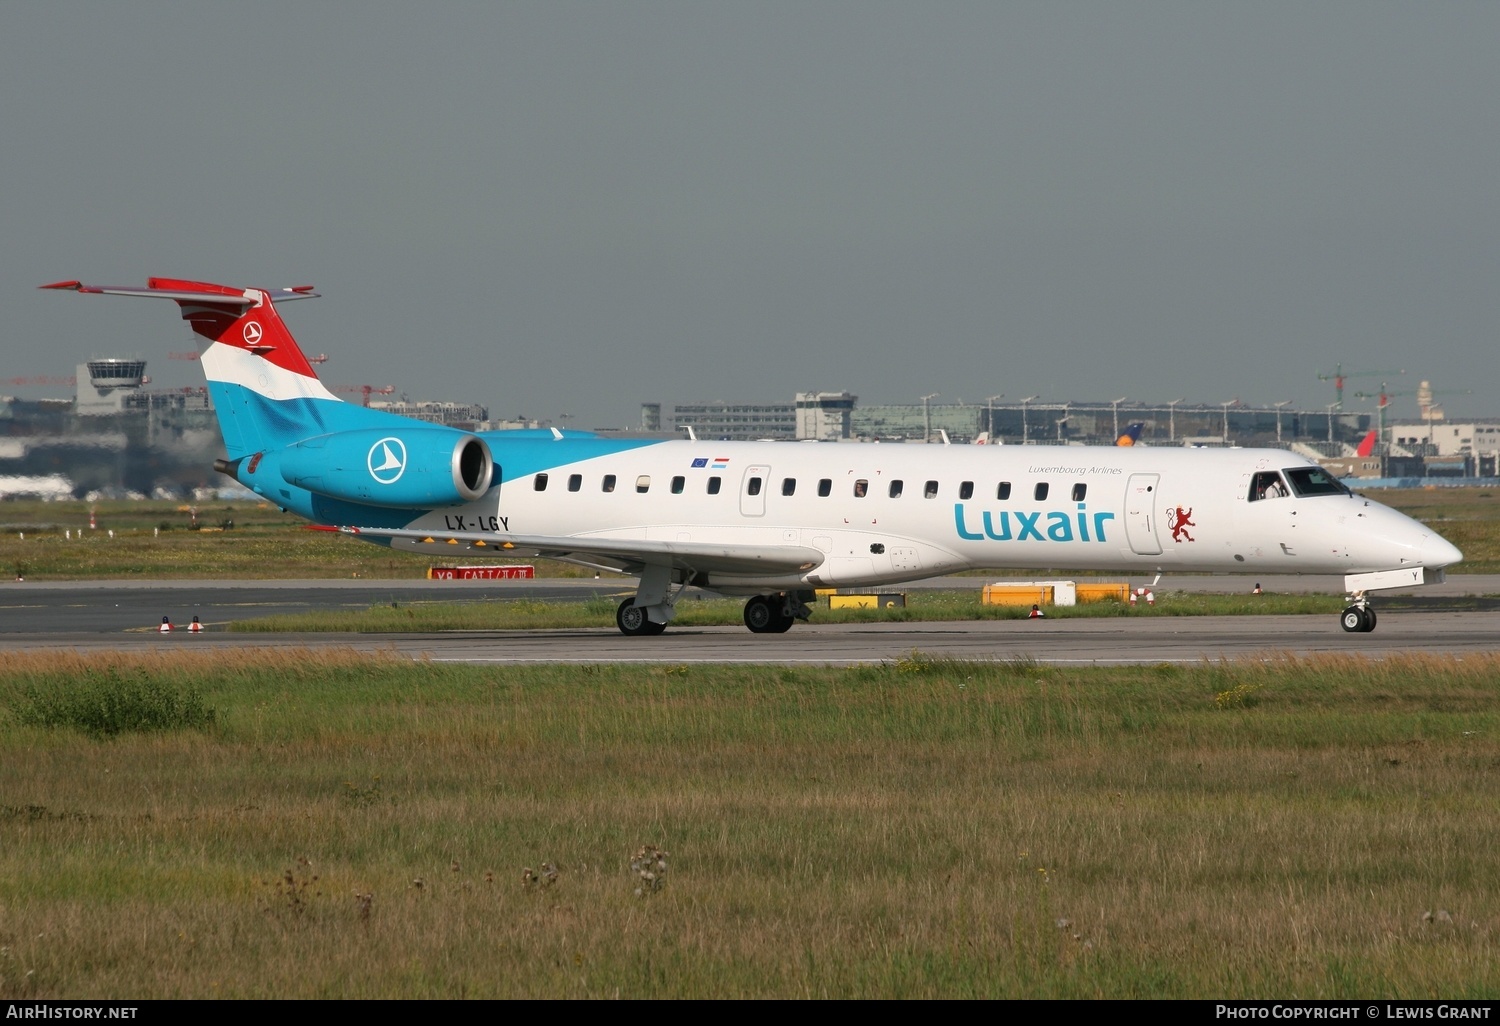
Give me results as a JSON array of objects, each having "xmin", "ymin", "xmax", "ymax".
[
  {"xmin": 616, "ymin": 598, "xmax": 666, "ymax": 636},
  {"xmin": 743, "ymin": 592, "xmax": 813, "ymax": 634},
  {"xmin": 613, "ymin": 591, "xmax": 814, "ymax": 636},
  {"xmin": 1340, "ymin": 596, "xmax": 1378, "ymax": 633}
]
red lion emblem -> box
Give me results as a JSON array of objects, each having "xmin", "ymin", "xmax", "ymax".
[{"xmin": 1168, "ymin": 505, "xmax": 1196, "ymax": 543}]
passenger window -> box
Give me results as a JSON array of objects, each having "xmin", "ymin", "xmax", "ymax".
[
  {"xmin": 671, "ymin": 476, "xmax": 685, "ymax": 494},
  {"xmin": 707, "ymin": 476, "xmax": 721, "ymax": 495},
  {"xmin": 782, "ymin": 478, "xmax": 796, "ymax": 496},
  {"xmin": 602, "ymin": 474, "xmax": 616, "ymax": 493},
  {"xmin": 924, "ymin": 480, "xmax": 939, "ymax": 499},
  {"xmin": 747, "ymin": 477, "xmax": 762, "ymax": 496},
  {"xmin": 636, "ymin": 475, "xmax": 651, "ymax": 493},
  {"xmin": 889, "ymin": 480, "xmax": 904, "ymax": 499},
  {"xmin": 817, "ymin": 479, "xmax": 832, "ymax": 497},
  {"xmin": 959, "ymin": 481, "xmax": 974, "ymax": 500},
  {"xmin": 997, "ymin": 482, "xmax": 1011, "ymax": 500},
  {"xmin": 853, "ymin": 479, "xmax": 868, "ymax": 498},
  {"xmin": 533, "ymin": 473, "xmax": 548, "ymax": 491},
  {"xmin": 1072, "ymin": 483, "xmax": 1086, "ymax": 501},
  {"xmin": 567, "ymin": 474, "xmax": 582, "ymax": 492},
  {"xmin": 1034, "ymin": 482, "xmax": 1049, "ymax": 501}
]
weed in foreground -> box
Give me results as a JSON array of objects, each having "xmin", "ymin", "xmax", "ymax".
[
  {"xmin": 259, "ymin": 859, "xmax": 322, "ymax": 921},
  {"xmin": 522, "ymin": 863, "xmax": 559, "ymax": 890},
  {"xmin": 1215, "ymin": 682, "xmax": 1264, "ymax": 709},
  {"xmin": 631, "ymin": 845, "xmax": 669, "ymax": 897},
  {"xmin": 15, "ymin": 666, "xmax": 215, "ymax": 737}
]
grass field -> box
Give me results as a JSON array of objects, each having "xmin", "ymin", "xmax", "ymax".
[
  {"xmin": 0, "ymin": 650, "xmax": 1496, "ymax": 999},
  {"xmin": 0, "ymin": 486, "xmax": 1496, "ymax": 580}
]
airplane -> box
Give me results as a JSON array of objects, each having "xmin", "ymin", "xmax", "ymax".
[{"xmin": 42, "ymin": 277, "xmax": 1462, "ymax": 636}]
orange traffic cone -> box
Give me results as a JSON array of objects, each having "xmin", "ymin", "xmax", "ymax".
[
  {"xmin": 158, "ymin": 616, "xmax": 173, "ymax": 633},
  {"xmin": 188, "ymin": 616, "xmax": 203, "ymax": 633}
]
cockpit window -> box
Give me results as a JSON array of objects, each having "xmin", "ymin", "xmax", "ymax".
[
  {"xmin": 1284, "ymin": 467, "xmax": 1351, "ymax": 497},
  {"xmin": 1248, "ymin": 471, "xmax": 1289, "ymax": 502}
]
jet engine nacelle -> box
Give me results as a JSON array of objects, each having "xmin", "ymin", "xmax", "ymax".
[{"xmin": 278, "ymin": 428, "xmax": 493, "ymax": 508}]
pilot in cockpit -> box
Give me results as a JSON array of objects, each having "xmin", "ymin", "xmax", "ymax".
[{"xmin": 1250, "ymin": 471, "xmax": 1288, "ymax": 501}]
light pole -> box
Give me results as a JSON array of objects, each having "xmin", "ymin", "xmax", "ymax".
[
  {"xmin": 1020, "ymin": 395, "xmax": 1040, "ymax": 445},
  {"xmin": 1325, "ymin": 402, "xmax": 1341, "ymax": 445},
  {"xmin": 1220, "ymin": 399, "xmax": 1239, "ymax": 442},
  {"xmin": 985, "ymin": 394, "xmax": 1003, "ymax": 439},
  {"xmin": 1166, "ymin": 398, "xmax": 1183, "ymax": 442},
  {"xmin": 1272, "ymin": 400, "xmax": 1291, "ymax": 444},
  {"xmin": 921, "ymin": 393, "xmax": 940, "ymax": 443},
  {"xmin": 1110, "ymin": 396, "xmax": 1127, "ymax": 441},
  {"xmin": 1056, "ymin": 403, "xmax": 1070, "ymax": 442}
]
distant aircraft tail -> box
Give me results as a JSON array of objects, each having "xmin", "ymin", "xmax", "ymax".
[
  {"xmin": 1116, "ymin": 422, "xmax": 1144, "ymax": 446},
  {"xmin": 1356, "ymin": 429, "xmax": 1378, "ymax": 458},
  {"xmin": 40, "ymin": 278, "xmax": 388, "ymax": 458}
]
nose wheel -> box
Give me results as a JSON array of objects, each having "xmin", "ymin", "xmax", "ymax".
[{"xmin": 1340, "ymin": 604, "xmax": 1377, "ymax": 633}]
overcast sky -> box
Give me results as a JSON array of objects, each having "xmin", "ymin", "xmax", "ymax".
[{"xmin": 4, "ymin": 2, "xmax": 1497, "ymax": 428}]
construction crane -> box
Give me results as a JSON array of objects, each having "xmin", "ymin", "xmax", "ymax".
[
  {"xmin": 332, "ymin": 385, "xmax": 395, "ymax": 407},
  {"xmin": 1317, "ymin": 364, "xmax": 1405, "ymax": 406}
]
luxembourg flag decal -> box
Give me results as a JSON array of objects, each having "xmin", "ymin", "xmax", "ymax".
[{"xmin": 711, "ymin": 457, "xmax": 730, "ymax": 470}]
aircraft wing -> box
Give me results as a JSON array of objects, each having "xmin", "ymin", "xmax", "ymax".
[{"xmin": 341, "ymin": 526, "xmax": 826, "ymax": 577}]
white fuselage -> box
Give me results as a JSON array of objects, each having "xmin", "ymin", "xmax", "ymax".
[{"xmin": 389, "ymin": 440, "xmax": 1457, "ymax": 593}]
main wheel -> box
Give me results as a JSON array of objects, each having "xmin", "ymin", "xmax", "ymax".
[
  {"xmin": 1363, "ymin": 608, "xmax": 1377, "ymax": 632},
  {"xmin": 617, "ymin": 598, "xmax": 665, "ymax": 636},
  {"xmin": 1340, "ymin": 606, "xmax": 1370, "ymax": 633},
  {"xmin": 744, "ymin": 595, "xmax": 794, "ymax": 634}
]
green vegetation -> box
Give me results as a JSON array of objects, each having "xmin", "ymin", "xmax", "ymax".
[
  {"xmin": 14, "ymin": 666, "xmax": 215, "ymax": 737},
  {"xmin": 0, "ymin": 486, "xmax": 1495, "ymax": 579},
  {"xmin": 0, "ymin": 650, "xmax": 1495, "ymax": 998},
  {"xmin": 232, "ymin": 589, "xmax": 1347, "ymax": 632}
]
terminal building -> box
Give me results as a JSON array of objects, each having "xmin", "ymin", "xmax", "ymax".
[{"xmin": 643, "ymin": 392, "xmax": 1377, "ymax": 450}]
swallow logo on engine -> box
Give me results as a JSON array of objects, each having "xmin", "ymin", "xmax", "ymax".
[{"xmin": 368, "ymin": 437, "xmax": 407, "ymax": 484}]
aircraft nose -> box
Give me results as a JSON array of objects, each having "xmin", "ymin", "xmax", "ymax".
[{"xmin": 1421, "ymin": 532, "xmax": 1463, "ymax": 570}]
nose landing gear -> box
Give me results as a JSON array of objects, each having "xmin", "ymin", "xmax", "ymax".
[{"xmin": 1340, "ymin": 595, "xmax": 1377, "ymax": 633}]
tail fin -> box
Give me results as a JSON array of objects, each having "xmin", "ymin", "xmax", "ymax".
[
  {"xmin": 1116, "ymin": 422, "xmax": 1144, "ymax": 446},
  {"xmin": 41, "ymin": 278, "xmax": 355, "ymax": 458},
  {"xmin": 1356, "ymin": 429, "xmax": 1378, "ymax": 458}
]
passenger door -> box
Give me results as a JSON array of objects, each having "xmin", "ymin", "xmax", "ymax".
[
  {"xmin": 740, "ymin": 464, "xmax": 770, "ymax": 517},
  {"xmin": 1124, "ymin": 473, "xmax": 1162, "ymax": 555}
]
